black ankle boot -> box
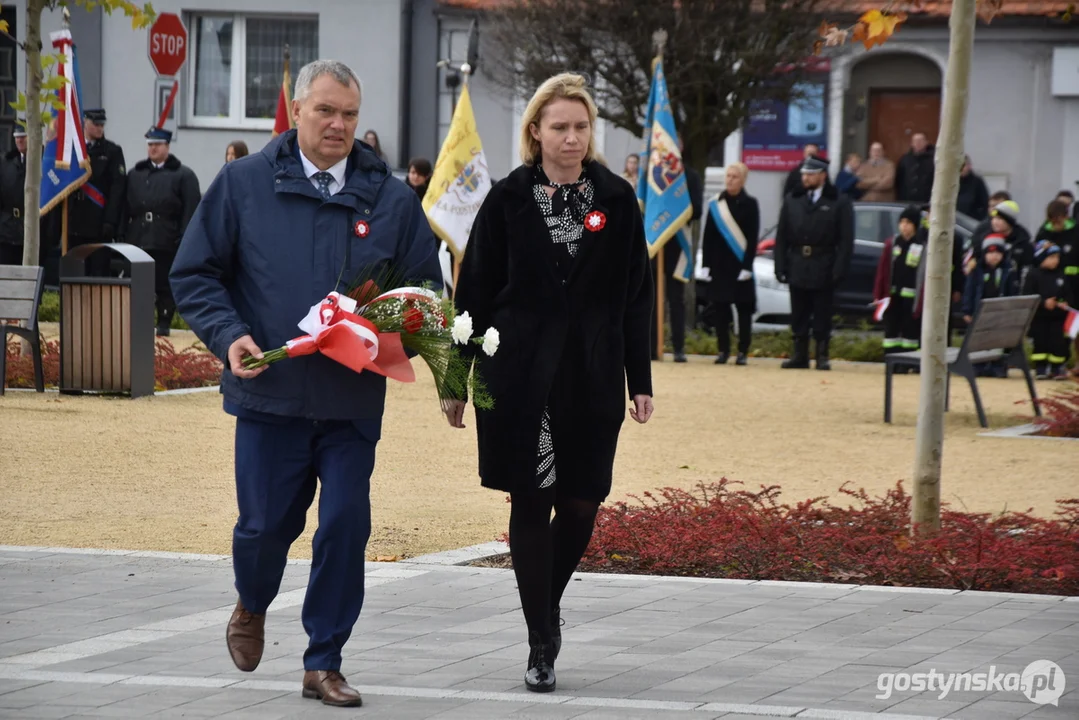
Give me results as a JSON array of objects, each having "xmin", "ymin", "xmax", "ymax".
[
  {"xmin": 715, "ymin": 351, "xmax": 730, "ymax": 365},
  {"xmin": 551, "ymin": 608, "xmax": 563, "ymax": 661},
  {"xmin": 815, "ymin": 339, "xmax": 831, "ymax": 371},
  {"xmin": 782, "ymin": 338, "xmax": 810, "ymax": 369},
  {"xmin": 525, "ymin": 632, "xmax": 556, "ymax": 693}
]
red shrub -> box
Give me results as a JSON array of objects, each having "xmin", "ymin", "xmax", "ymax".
[
  {"xmin": 1032, "ymin": 379, "xmax": 1079, "ymax": 438},
  {"xmin": 572, "ymin": 480, "xmax": 1079, "ymax": 595},
  {"xmin": 4, "ymin": 336, "xmax": 222, "ymax": 391},
  {"xmin": 152, "ymin": 338, "xmax": 224, "ymax": 390}
]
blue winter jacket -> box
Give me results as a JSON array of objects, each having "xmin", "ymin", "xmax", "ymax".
[{"xmin": 170, "ymin": 130, "xmax": 442, "ymax": 420}]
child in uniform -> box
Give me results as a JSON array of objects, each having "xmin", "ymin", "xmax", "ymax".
[
  {"xmin": 961, "ymin": 234, "xmax": 1019, "ymax": 377},
  {"xmin": 873, "ymin": 206, "xmax": 926, "ymax": 367},
  {"xmin": 1023, "ymin": 240, "xmax": 1074, "ymax": 379}
]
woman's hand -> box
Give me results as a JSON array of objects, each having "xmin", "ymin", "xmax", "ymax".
[
  {"xmin": 629, "ymin": 395, "xmax": 653, "ymax": 424},
  {"xmin": 442, "ymin": 399, "xmax": 467, "ymax": 429}
]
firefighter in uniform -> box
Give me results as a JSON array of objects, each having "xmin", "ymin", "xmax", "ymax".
[
  {"xmin": 69, "ymin": 108, "xmax": 127, "ymax": 250},
  {"xmin": 774, "ymin": 156, "xmax": 855, "ymax": 370}
]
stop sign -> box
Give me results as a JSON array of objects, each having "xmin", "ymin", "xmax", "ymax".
[{"xmin": 148, "ymin": 13, "xmax": 188, "ymax": 77}]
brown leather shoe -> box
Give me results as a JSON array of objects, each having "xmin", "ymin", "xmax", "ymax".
[
  {"xmin": 302, "ymin": 670, "xmax": 363, "ymax": 707},
  {"xmin": 225, "ymin": 600, "xmax": 265, "ymax": 672}
]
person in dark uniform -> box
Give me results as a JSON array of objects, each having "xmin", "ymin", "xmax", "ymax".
[
  {"xmin": 0, "ymin": 122, "xmax": 57, "ymax": 270},
  {"xmin": 651, "ymin": 141, "xmax": 702, "ymax": 363},
  {"xmin": 783, "ymin": 143, "xmax": 820, "ymax": 199},
  {"xmin": 68, "ymin": 108, "xmax": 127, "ymax": 250},
  {"xmin": 774, "ymin": 155, "xmax": 854, "ymax": 370},
  {"xmin": 118, "ymin": 127, "xmax": 201, "ymax": 336},
  {"xmin": 702, "ymin": 162, "xmax": 759, "ymax": 365},
  {"xmin": 0, "ymin": 124, "xmax": 28, "ymax": 265}
]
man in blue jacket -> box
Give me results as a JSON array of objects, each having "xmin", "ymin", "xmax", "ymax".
[{"xmin": 170, "ymin": 59, "xmax": 441, "ymax": 708}]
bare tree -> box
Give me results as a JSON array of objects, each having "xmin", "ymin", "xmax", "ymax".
[
  {"xmin": 912, "ymin": 0, "xmax": 976, "ymax": 534},
  {"xmin": 484, "ymin": 0, "xmax": 822, "ymax": 173}
]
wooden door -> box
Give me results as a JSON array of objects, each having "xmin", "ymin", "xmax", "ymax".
[{"xmin": 869, "ymin": 91, "xmax": 941, "ymax": 164}]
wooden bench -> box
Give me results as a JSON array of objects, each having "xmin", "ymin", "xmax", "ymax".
[
  {"xmin": 0, "ymin": 264, "xmax": 46, "ymax": 395},
  {"xmin": 884, "ymin": 295, "xmax": 1042, "ymax": 428}
]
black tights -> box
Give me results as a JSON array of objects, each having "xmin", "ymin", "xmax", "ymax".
[{"xmin": 508, "ymin": 492, "xmax": 599, "ymax": 644}]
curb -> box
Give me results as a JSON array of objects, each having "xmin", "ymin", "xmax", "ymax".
[
  {"xmin": 3, "ymin": 543, "xmax": 1073, "ymax": 603},
  {"xmin": 978, "ymin": 423, "xmax": 1079, "ymax": 442}
]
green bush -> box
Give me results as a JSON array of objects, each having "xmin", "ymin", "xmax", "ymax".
[
  {"xmin": 38, "ymin": 290, "xmax": 59, "ymax": 322},
  {"xmin": 671, "ymin": 328, "xmax": 886, "ymax": 363},
  {"xmin": 670, "ymin": 324, "xmax": 977, "ymax": 364}
]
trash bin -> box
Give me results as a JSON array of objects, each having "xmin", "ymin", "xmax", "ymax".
[{"xmin": 59, "ymin": 243, "xmax": 155, "ymax": 398}]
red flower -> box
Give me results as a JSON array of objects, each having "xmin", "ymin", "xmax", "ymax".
[
  {"xmin": 348, "ymin": 279, "xmax": 381, "ymax": 306},
  {"xmin": 584, "ymin": 211, "xmax": 606, "ymax": 232},
  {"xmin": 403, "ymin": 307, "xmax": 424, "ymax": 333}
]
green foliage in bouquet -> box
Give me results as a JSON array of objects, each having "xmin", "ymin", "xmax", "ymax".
[
  {"xmin": 242, "ymin": 263, "xmax": 496, "ymax": 410},
  {"xmin": 343, "ymin": 264, "xmax": 495, "ymax": 410}
]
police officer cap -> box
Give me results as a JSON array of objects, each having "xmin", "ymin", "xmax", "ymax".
[
  {"xmin": 145, "ymin": 126, "xmax": 172, "ymax": 144},
  {"xmin": 84, "ymin": 108, "xmax": 107, "ymax": 124},
  {"xmin": 800, "ymin": 156, "xmax": 829, "ymax": 174},
  {"xmin": 13, "ymin": 119, "xmax": 26, "ymax": 138},
  {"xmin": 899, "ymin": 205, "xmax": 922, "ymax": 227}
]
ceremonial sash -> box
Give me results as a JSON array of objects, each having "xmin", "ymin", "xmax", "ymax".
[{"xmin": 708, "ymin": 196, "xmax": 748, "ymax": 264}]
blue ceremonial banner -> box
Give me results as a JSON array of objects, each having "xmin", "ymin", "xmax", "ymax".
[
  {"xmin": 635, "ymin": 56, "xmax": 692, "ymax": 261},
  {"xmin": 40, "ymin": 29, "xmax": 91, "ymax": 216}
]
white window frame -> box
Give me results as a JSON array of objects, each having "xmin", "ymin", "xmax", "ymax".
[{"xmin": 184, "ymin": 12, "xmax": 317, "ymax": 131}]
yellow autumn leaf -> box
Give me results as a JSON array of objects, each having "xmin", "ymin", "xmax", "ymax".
[
  {"xmin": 0, "ymin": 20, "xmax": 9, "ymax": 34},
  {"xmin": 856, "ymin": 9, "xmax": 905, "ymax": 50}
]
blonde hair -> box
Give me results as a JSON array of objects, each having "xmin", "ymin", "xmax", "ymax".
[
  {"xmin": 726, "ymin": 162, "xmax": 749, "ymax": 180},
  {"xmin": 519, "ymin": 73, "xmax": 599, "ymax": 166}
]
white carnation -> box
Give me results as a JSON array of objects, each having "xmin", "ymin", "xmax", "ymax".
[
  {"xmin": 482, "ymin": 327, "xmax": 500, "ymax": 356},
  {"xmin": 451, "ymin": 312, "xmax": 473, "ymax": 344}
]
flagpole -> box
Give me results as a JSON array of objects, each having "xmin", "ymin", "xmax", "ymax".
[
  {"xmin": 652, "ymin": 29, "xmax": 668, "ymax": 363},
  {"xmin": 61, "ymin": 198, "xmax": 68, "ymax": 256},
  {"xmin": 449, "ymin": 60, "xmax": 474, "ymax": 302}
]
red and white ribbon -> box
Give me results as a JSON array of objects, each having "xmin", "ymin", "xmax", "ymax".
[{"xmin": 283, "ymin": 292, "xmax": 414, "ymax": 382}]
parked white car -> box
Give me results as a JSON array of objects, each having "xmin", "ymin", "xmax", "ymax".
[{"xmin": 694, "ymin": 245, "xmax": 789, "ymax": 331}]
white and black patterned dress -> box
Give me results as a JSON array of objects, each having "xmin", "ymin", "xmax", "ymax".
[{"xmin": 531, "ymin": 166, "xmax": 595, "ymax": 490}]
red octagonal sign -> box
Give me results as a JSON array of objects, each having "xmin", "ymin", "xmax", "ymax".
[{"xmin": 148, "ymin": 13, "xmax": 188, "ymax": 77}]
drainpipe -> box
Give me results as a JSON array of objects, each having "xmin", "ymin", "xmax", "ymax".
[{"xmin": 398, "ymin": 0, "xmax": 415, "ymax": 169}]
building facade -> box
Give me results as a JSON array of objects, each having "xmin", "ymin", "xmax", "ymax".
[{"xmin": 2, "ymin": 1, "xmax": 1076, "ymax": 235}]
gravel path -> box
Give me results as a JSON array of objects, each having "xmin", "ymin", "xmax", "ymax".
[{"xmin": 1, "ymin": 356, "xmax": 1075, "ymax": 559}]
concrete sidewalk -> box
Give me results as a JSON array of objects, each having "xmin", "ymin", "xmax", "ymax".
[{"xmin": 0, "ymin": 546, "xmax": 1075, "ymax": 719}]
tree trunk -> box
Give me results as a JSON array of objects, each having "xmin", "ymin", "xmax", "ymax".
[
  {"xmin": 912, "ymin": 0, "xmax": 976, "ymax": 534},
  {"xmin": 21, "ymin": 0, "xmax": 44, "ymax": 269}
]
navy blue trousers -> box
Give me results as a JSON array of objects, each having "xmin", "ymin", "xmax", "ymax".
[{"xmin": 232, "ymin": 410, "xmax": 380, "ymax": 671}]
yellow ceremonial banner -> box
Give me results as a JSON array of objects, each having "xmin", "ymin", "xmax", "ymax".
[{"xmin": 422, "ymin": 84, "xmax": 491, "ymax": 258}]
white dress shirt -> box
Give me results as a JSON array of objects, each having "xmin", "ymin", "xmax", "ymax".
[
  {"xmin": 809, "ymin": 187, "xmax": 823, "ymax": 204},
  {"xmin": 299, "ymin": 150, "xmax": 348, "ymax": 197}
]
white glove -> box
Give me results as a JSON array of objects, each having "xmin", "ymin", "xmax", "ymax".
[{"xmin": 737, "ymin": 270, "xmax": 753, "ymax": 281}]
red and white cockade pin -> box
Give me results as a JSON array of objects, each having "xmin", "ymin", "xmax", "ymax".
[
  {"xmin": 584, "ymin": 210, "xmax": 606, "ymax": 232},
  {"xmin": 354, "ymin": 220, "xmax": 370, "ymax": 238}
]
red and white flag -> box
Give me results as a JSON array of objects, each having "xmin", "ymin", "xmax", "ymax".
[
  {"xmin": 873, "ymin": 297, "xmax": 890, "ymax": 323},
  {"xmin": 1065, "ymin": 309, "xmax": 1079, "ymax": 339}
]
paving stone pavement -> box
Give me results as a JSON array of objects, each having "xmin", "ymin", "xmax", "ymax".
[{"xmin": 0, "ymin": 546, "xmax": 1075, "ymax": 719}]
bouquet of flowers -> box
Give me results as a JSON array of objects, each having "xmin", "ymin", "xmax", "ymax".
[{"xmin": 242, "ymin": 265, "xmax": 497, "ymax": 408}]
